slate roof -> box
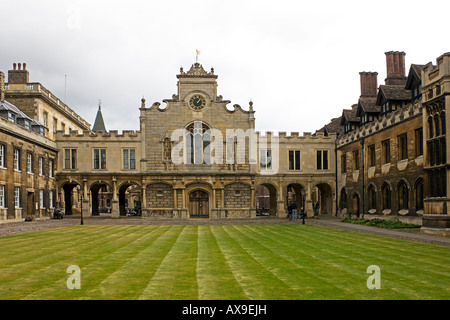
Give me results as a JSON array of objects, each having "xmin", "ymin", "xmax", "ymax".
[
  {"xmin": 92, "ymin": 106, "xmax": 106, "ymax": 132},
  {"xmin": 340, "ymin": 104, "xmax": 359, "ymax": 125},
  {"xmin": 377, "ymin": 85, "xmax": 411, "ymax": 105},
  {"xmin": 357, "ymin": 96, "xmax": 380, "ymax": 115}
]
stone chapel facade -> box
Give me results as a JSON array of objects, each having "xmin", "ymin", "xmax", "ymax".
[{"xmin": 55, "ymin": 63, "xmax": 337, "ymax": 219}]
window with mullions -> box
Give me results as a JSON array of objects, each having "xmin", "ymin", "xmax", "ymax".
[
  {"xmin": 123, "ymin": 149, "xmax": 136, "ymax": 170},
  {"xmin": 398, "ymin": 133, "xmax": 408, "ymax": 160},
  {"xmin": 0, "ymin": 144, "xmax": 5, "ymax": 168},
  {"xmin": 0, "ymin": 185, "xmax": 5, "ymax": 208},
  {"xmin": 317, "ymin": 150, "xmax": 329, "ymax": 170},
  {"xmin": 64, "ymin": 149, "xmax": 77, "ymax": 170},
  {"xmin": 382, "ymin": 183, "xmax": 391, "ymax": 210},
  {"xmin": 13, "ymin": 148, "xmax": 20, "ymax": 171},
  {"xmin": 288, "ymin": 150, "xmax": 300, "ymax": 170},
  {"xmin": 260, "ymin": 149, "xmax": 272, "ymax": 170},
  {"xmin": 93, "ymin": 149, "xmax": 106, "ymax": 170},
  {"xmin": 186, "ymin": 122, "xmax": 210, "ymax": 165},
  {"xmin": 368, "ymin": 144, "xmax": 375, "ymax": 167}
]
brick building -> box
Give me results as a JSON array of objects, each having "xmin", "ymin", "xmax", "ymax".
[{"xmin": 327, "ymin": 51, "xmax": 450, "ymax": 234}]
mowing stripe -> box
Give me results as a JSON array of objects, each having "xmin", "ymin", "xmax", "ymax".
[
  {"xmin": 279, "ymin": 225, "xmax": 450, "ymax": 284},
  {"xmin": 21, "ymin": 225, "xmax": 174, "ymax": 299},
  {"xmin": 0, "ymin": 225, "xmax": 143, "ymax": 298},
  {"xmin": 19, "ymin": 225, "xmax": 163, "ymax": 300},
  {"xmin": 196, "ymin": 225, "xmax": 248, "ymax": 300},
  {"xmin": 211, "ymin": 225, "xmax": 298, "ymax": 300},
  {"xmin": 138, "ymin": 226, "xmax": 199, "ymax": 299},
  {"xmin": 262, "ymin": 225, "xmax": 450, "ymax": 299},
  {"xmin": 227, "ymin": 225, "xmax": 360, "ymax": 299}
]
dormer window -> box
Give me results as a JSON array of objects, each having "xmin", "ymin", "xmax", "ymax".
[{"xmin": 8, "ymin": 112, "xmax": 16, "ymax": 123}]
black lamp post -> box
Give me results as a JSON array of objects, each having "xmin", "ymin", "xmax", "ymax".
[{"xmin": 80, "ymin": 187, "xmax": 84, "ymax": 225}]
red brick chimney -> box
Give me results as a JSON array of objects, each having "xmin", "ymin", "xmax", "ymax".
[
  {"xmin": 359, "ymin": 72, "xmax": 378, "ymax": 97},
  {"xmin": 0, "ymin": 72, "xmax": 5, "ymax": 102},
  {"xmin": 385, "ymin": 51, "xmax": 406, "ymax": 85},
  {"xmin": 8, "ymin": 62, "xmax": 29, "ymax": 84}
]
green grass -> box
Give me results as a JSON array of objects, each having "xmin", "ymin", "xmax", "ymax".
[{"xmin": 0, "ymin": 224, "xmax": 449, "ymax": 300}]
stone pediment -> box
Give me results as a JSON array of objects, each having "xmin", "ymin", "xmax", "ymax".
[{"xmin": 177, "ymin": 63, "xmax": 217, "ymax": 79}]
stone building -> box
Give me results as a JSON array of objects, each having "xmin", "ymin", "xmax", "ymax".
[
  {"xmin": 4, "ymin": 63, "xmax": 90, "ymax": 139},
  {"xmin": 0, "ymin": 71, "xmax": 58, "ymax": 221},
  {"xmin": 330, "ymin": 51, "xmax": 449, "ymax": 233},
  {"xmin": 55, "ymin": 63, "xmax": 337, "ymax": 219},
  {"xmin": 421, "ymin": 53, "xmax": 450, "ymax": 231}
]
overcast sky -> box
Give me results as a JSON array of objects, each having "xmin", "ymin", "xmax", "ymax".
[{"xmin": 1, "ymin": 0, "xmax": 449, "ymax": 134}]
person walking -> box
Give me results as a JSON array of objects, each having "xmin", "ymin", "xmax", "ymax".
[{"xmin": 291, "ymin": 200, "xmax": 298, "ymax": 221}]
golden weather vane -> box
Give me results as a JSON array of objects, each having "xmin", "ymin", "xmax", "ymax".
[{"xmin": 195, "ymin": 49, "xmax": 200, "ymax": 63}]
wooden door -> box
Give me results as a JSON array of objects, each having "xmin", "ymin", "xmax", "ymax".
[{"xmin": 189, "ymin": 190, "xmax": 209, "ymax": 218}]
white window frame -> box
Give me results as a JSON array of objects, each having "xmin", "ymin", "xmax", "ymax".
[
  {"xmin": 39, "ymin": 157, "xmax": 44, "ymax": 176},
  {"xmin": 0, "ymin": 144, "xmax": 5, "ymax": 168},
  {"xmin": 49, "ymin": 159, "xmax": 54, "ymax": 177},
  {"xmin": 27, "ymin": 153, "xmax": 33, "ymax": 174},
  {"xmin": 49, "ymin": 190, "xmax": 54, "ymax": 208},
  {"xmin": 14, "ymin": 187, "xmax": 20, "ymax": 208},
  {"xmin": 39, "ymin": 189, "xmax": 45, "ymax": 208},
  {"xmin": 14, "ymin": 149, "xmax": 20, "ymax": 171},
  {"xmin": 123, "ymin": 148, "xmax": 136, "ymax": 170},
  {"xmin": 0, "ymin": 185, "xmax": 5, "ymax": 208}
]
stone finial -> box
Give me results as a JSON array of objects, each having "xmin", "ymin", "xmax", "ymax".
[
  {"xmin": 141, "ymin": 97, "xmax": 146, "ymax": 108},
  {"xmin": 249, "ymin": 100, "xmax": 253, "ymax": 111}
]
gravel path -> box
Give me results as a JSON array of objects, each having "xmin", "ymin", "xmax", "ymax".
[{"xmin": 1, "ymin": 214, "xmax": 449, "ymax": 247}]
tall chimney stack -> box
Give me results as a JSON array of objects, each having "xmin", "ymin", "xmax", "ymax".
[
  {"xmin": 359, "ymin": 72, "xmax": 378, "ymax": 97},
  {"xmin": 0, "ymin": 72, "xmax": 5, "ymax": 102},
  {"xmin": 8, "ymin": 62, "xmax": 29, "ymax": 85},
  {"xmin": 385, "ymin": 51, "xmax": 406, "ymax": 85}
]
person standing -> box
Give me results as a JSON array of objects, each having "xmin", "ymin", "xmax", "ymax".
[
  {"xmin": 291, "ymin": 200, "xmax": 298, "ymax": 221},
  {"xmin": 314, "ymin": 202, "xmax": 319, "ymax": 219}
]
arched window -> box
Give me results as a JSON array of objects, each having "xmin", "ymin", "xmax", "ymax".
[
  {"xmin": 441, "ymin": 112, "xmax": 446, "ymax": 135},
  {"xmin": 186, "ymin": 121, "xmax": 210, "ymax": 164},
  {"xmin": 428, "ymin": 116, "xmax": 434, "ymax": 138},
  {"xmin": 368, "ymin": 184, "xmax": 376, "ymax": 210},
  {"xmin": 382, "ymin": 183, "xmax": 391, "ymax": 210},
  {"xmin": 415, "ymin": 178, "xmax": 424, "ymax": 211},
  {"xmin": 434, "ymin": 114, "xmax": 440, "ymax": 137},
  {"xmin": 340, "ymin": 188, "xmax": 347, "ymax": 210},
  {"xmin": 398, "ymin": 181, "xmax": 409, "ymax": 210}
]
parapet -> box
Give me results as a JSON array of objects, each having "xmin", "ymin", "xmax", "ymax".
[{"xmin": 56, "ymin": 129, "xmax": 142, "ymax": 140}]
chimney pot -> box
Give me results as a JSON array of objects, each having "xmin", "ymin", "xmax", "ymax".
[
  {"xmin": 13, "ymin": 63, "xmax": 16, "ymax": 70},
  {"xmin": 23, "ymin": 63, "xmax": 26, "ymax": 70},
  {"xmin": 385, "ymin": 51, "xmax": 407, "ymax": 85}
]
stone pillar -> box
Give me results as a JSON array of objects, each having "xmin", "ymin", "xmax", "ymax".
[
  {"xmin": 306, "ymin": 179, "xmax": 313, "ymax": 217},
  {"xmin": 111, "ymin": 177, "xmax": 119, "ymax": 218}
]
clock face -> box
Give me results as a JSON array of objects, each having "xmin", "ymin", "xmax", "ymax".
[{"xmin": 189, "ymin": 94, "xmax": 206, "ymax": 110}]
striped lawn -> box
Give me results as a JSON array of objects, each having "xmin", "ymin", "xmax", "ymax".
[{"xmin": 0, "ymin": 224, "xmax": 449, "ymax": 300}]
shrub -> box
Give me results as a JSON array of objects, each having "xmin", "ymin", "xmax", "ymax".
[{"xmin": 342, "ymin": 217, "xmax": 421, "ymax": 229}]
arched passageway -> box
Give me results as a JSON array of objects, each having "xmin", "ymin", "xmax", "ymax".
[{"xmin": 256, "ymin": 183, "xmax": 278, "ymax": 216}]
